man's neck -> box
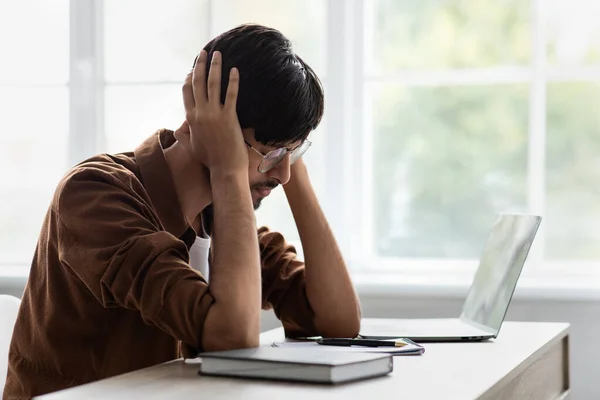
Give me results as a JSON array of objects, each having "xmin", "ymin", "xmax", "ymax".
[{"xmin": 163, "ymin": 140, "xmax": 212, "ymax": 230}]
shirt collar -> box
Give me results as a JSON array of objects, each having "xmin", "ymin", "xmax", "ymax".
[{"xmin": 134, "ymin": 129, "xmax": 190, "ymax": 238}]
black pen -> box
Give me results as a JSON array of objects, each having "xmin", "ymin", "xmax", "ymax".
[{"xmin": 316, "ymin": 338, "xmax": 407, "ymax": 347}]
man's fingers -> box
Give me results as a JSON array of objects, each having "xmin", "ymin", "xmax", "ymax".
[
  {"xmin": 207, "ymin": 51, "xmax": 222, "ymax": 104},
  {"xmin": 192, "ymin": 50, "xmax": 208, "ymax": 105},
  {"xmin": 224, "ymin": 67, "xmax": 239, "ymax": 112},
  {"xmin": 182, "ymin": 72, "xmax": 195, "ymax": 111}
]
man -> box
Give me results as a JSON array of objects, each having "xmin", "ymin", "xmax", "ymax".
[{"xmin": 3, "ymin": 24, "xmax": 361, "ymax": 399}]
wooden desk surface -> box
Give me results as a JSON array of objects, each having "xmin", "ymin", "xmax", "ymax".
[{"xmin": 36, "ymin": 320, "xmax": 570, "ymax": 400}]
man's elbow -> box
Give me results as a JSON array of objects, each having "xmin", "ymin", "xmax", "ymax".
[
  {"xmin": 201, "ymin": 306, "xmax": 261, "ymax": 352},
  {"xmin": 202, "ymin": 315, "xmax": 260, "ymax": 351},
  {"xmin": 203, "ymin": 332, "xmax": 260, "ymax": 352},
  {"xmin": 315, "ymin": 301, "xmax": 362, "ymax": 338},
  {"xmin": 316, "ymin": 315, "xmax": 361, "ymax": 339},
  {"xmin": 202, "ymin": 302, "xmax": 260, "ymax": 351}
]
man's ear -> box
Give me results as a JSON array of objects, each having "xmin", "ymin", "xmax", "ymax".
[
  {"xmin": 174, "ymin": 120, "xmax": 210, "ymax": 174},
  {"xmin": 173, "ymin": 120, "xmax": 195, "ymax": 157},
  {"xmin": 174, "ymin": 121, "xmax": 191, "ymax": 146},
  {"xmin": 174, "ymin": 120, "xmax": 190, "ymax": 136}
]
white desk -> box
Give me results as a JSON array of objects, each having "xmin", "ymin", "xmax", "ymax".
[{"xmin": 36, "ymin": 320, "xmax": 570, "ymax": 400}]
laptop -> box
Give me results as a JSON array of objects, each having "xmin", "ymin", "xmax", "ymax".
[{"xmin": 359, "ymin": 213, "xmax": 542, "ymax": 342}]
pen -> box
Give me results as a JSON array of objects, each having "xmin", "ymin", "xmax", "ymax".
[{"xmin": 316, "ymin": 338, "xmax": 407, "ymax": 347}]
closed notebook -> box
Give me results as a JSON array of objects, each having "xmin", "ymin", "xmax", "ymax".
[{"xmin": 198, "ymin": 347, "xmax": 393, "ymax": 384}]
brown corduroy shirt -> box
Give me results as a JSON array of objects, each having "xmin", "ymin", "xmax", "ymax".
[{"xmin": 3, "ymin": 129, "xmax": 317, "ymax": 400}]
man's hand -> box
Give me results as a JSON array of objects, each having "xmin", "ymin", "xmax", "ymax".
[{"xmin": 181, "ymin": 50, "xmax": 248, "ymax": 175}]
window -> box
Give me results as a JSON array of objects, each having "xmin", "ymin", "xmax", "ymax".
[
  {"xmin": 0, "ymin": 0, "xmax": 69, "ymax": 266},
  {"xmin": 360, "ymin": 0, "xmax": 600, "ymax": 277},
  {"xmin": 2, "ymin": 0, "xmax": 599, "ymax": 281},
  {"xmin": 363, "ymin": 0, "xmax": 533, "ymax": 266}
]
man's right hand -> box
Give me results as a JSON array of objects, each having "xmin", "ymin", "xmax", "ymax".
[{"xmin": 181, "ymin": 50, "xmax": 248, "ymax": 175}]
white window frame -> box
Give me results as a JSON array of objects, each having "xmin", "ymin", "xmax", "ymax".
[{"xmin": 68, "ymin": 0, "xmax": 104, "ymax": 166}]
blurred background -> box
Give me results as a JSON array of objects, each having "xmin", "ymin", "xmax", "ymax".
[{"xmin": 0, "ymin": 0, "xmax": 599, "ymax": 397}]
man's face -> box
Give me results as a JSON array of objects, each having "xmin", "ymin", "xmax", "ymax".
[{"xmin": 242, "ymin": 129, "xmax": 299, "ymax": 210}]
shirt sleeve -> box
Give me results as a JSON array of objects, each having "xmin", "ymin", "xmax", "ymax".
[
  {"xmin": 258, "ymin": 226, "xmax": 318, "ymax": 338},
  {"xmin": 55, "ymin": 167, "xmax": 214, "ymax": 352}
]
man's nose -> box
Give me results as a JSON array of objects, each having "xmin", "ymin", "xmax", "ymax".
[{"xmin": 267, "ymin": 154, "xmax": 292, "ymax": 185}]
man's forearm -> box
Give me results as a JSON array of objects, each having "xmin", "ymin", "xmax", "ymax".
[
  {"xmin": 284, "ymin": 162, "xmax": 361, "ymax": 338},
  {"xmin": 202, "ymin": 172, "xmax": 261, "ymax": 351}
]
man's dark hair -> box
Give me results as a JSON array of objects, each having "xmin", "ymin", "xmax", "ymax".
[{"xmin": 200, "ymin": 24, "xmax": 324, "ymax": 146}]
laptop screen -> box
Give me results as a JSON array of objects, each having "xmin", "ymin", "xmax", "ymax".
[{"xmin": 460, "ymin": 214, "xmax": 542, "ymax": 333}]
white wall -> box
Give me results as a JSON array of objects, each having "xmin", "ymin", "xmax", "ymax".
[{"xmin": 3, "ymin": 282, "xmax": 598, "ymax": 399}]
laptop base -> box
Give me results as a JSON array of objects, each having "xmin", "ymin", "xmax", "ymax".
[{"xmin": 358, "ymin": 318, "xmax": 496, "ymax": 343}]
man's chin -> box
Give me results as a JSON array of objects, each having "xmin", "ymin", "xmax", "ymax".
[{"xmin": 253, "ymin": 198, "xmax": 263, "ymax": 210}]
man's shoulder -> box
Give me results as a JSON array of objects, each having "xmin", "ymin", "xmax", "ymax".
[{"xmin": 53, "ymin": 152, "xmax": 143, "ymax": 210}]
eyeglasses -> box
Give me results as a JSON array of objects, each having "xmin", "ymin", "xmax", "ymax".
[{"xmin": 245, "ymin": 140, "xmax": 312, "ymax": 173}]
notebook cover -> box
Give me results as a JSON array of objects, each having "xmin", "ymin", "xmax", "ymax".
[{"xmin": 199, "ymin": 346, "xmax": 392, "ymax": 366}]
